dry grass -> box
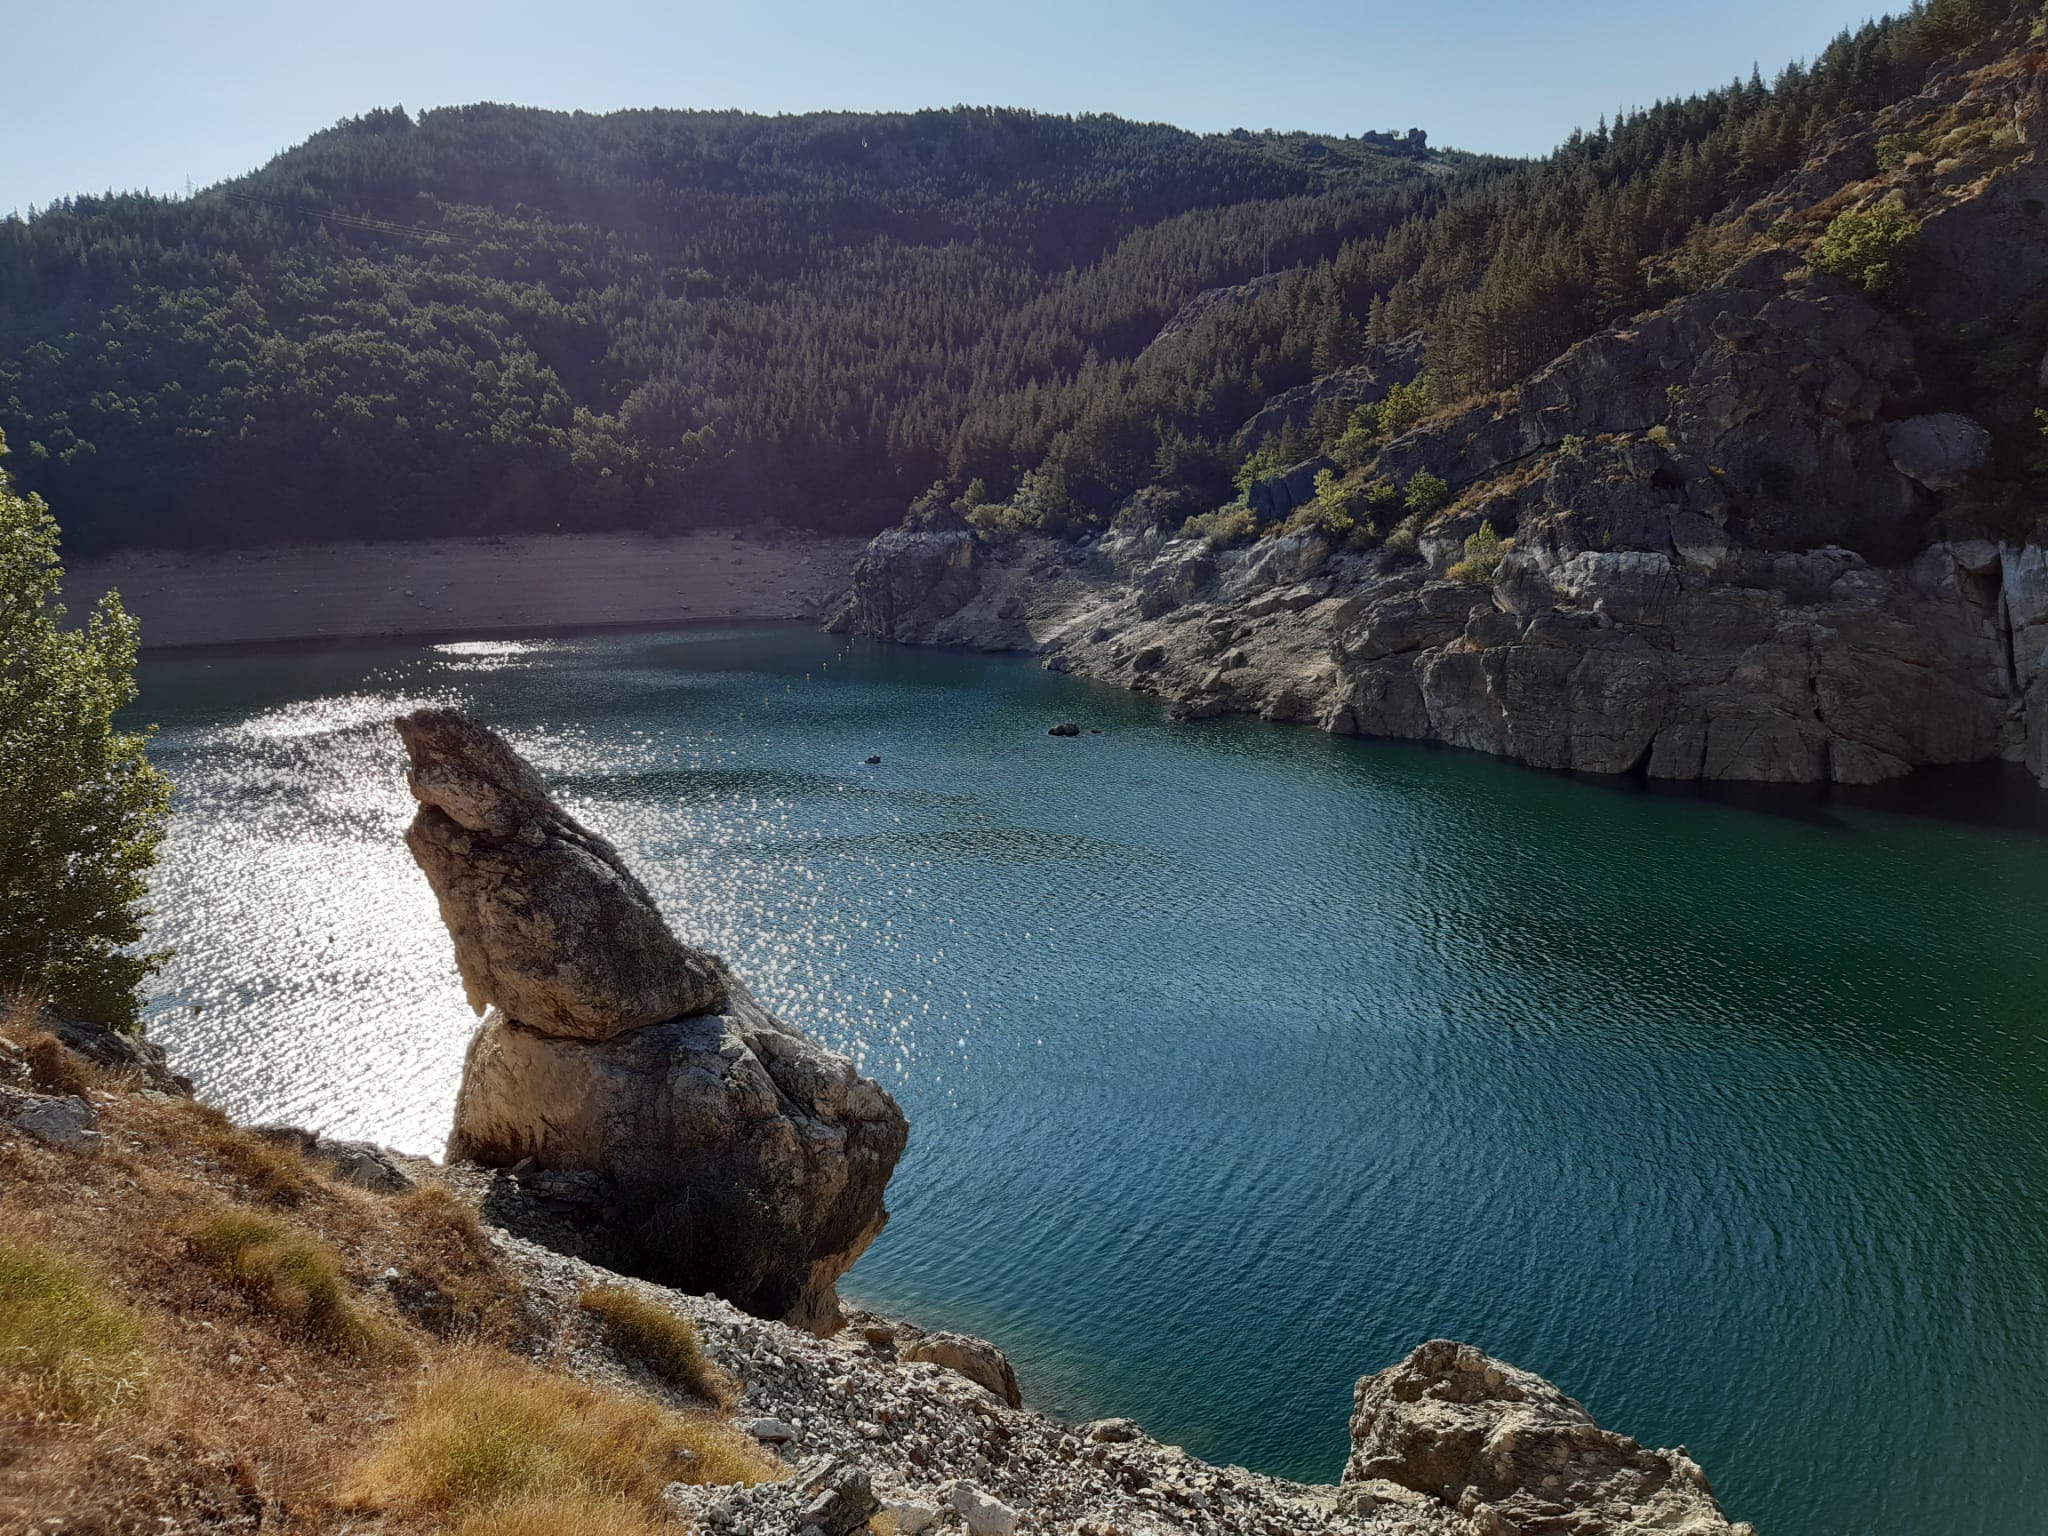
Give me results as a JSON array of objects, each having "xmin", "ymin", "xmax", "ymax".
[
  {"xmin": 351, "ymin": 1353, "xmax": 782, "ymax": 1519},
  {"xmin": 383, "ymin": 1183, "xmax": 524, "ymax": 1342},
  {"xmin": 19, "ymin": 1031, "xmax": 97, "ymax": 1096},
  {"xmin": 186, "ymin": 1209, "xmax": 376, "ymax": 1356},
  {"xmin": 0, "ymin": 971, "xmax": 762, "ymax": 1533},
  {"xmin": 449, "ymin": 1491, "xmax": 675, "ymax": 1536},
  {"xmin": 0, "ymin": 1240, "xmax": 149, "ymax": 1420},
  {"xmin": 581, "ymin": 1282, "xmax": 730, "ymax": 1404},
  {"xmin": 178, "ymin": 1102, "xmax": 319, "ymax": 1206}
]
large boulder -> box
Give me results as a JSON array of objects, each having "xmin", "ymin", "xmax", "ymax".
[
  {"xmin": 899, "ymin": 1330, "xmax": 1023, "ymax": 1408},
  {"xmin": 1346, "ymin": 1340, "xmax": 1747, "ymax": 1535},
  {"xmin": 1884, "ymin": 412, "xmax": 1992, "ymax": 492},
  {"xmin": 399, "ymin": 709, "xmax": 908, "ymax": 1333},
  {"xmin": 830, "ymin": 512, "xmax": 983, "ymax": 641}
]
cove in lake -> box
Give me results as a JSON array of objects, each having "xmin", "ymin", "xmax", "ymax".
[{"xmin": 132, "ymin": 625, "xmax": 2048, "ymax": 1536}]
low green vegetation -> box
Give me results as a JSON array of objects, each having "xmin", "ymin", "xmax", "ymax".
[
  {"xmin": 1447, "ymin": 521, "xmax": 1511, "ymax": 585},
  {"xmin": 1876, "ymin": 130, "xmax": 1927, "ymax": 168},
  {"xmin": 0, "ymin": 1239, "xmax": 148, "ymax": 1419},
  {"xmin": 1810, "ymin": 204, "xmax": 1919, "ymax": 292},
  {"xmin": 187, "ymin": 1209, "xmax": 369, "ymax": 1353},
  {"xmin": 1403, "ymin": 471, "xmax": 1451, "ymax": 517},
  {"xmin": 1181, "ymin": 503, "xmax": 1259, "ymax": 549}
]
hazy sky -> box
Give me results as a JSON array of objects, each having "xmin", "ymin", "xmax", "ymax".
[{"xmin": 6, "ymin": 0, "xmax": 1893, "ymax": 215}]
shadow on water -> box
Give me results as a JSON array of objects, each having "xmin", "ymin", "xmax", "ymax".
[{"xmin": 1603, "ymin": 757, "xmax": 2048, "ymax": 835}]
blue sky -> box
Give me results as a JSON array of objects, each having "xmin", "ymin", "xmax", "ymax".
[{"xmin": 5, "ymin": 0, "xmax": 1892, "ymax": 215}]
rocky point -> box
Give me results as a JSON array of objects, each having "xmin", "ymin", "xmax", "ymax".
[{"xmin": 396, "ymin": 707, "xmax": 909, "ymax": 1332}]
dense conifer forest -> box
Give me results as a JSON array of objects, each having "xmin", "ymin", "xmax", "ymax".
[{"xmin": 0, "ymin": 0, "xmax": 2021, "ymax": 552}]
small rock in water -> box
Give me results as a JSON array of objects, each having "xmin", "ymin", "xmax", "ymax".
[
  {"xmin": 1048, "ymin": 721, "xmax": 1081, "ymax": 737},
  {"xmin": 864, "ymin": 754, "xmax": 883, "ymax": 764}
]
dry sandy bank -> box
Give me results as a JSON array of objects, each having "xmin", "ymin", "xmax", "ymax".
[{"xmin": 65, "ymin": 531, "xmax": 866, "ymax": 650}]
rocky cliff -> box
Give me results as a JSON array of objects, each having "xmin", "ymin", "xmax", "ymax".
[
  {"xmin": 396, "ymin": 708, "xmax": 909, "ymax": 1332},
  {"xmin": 835, "ymin": 40, "xmax": 2048, "ymax": 790}
]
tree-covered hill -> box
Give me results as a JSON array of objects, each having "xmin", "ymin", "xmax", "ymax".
[
  {"xmin": 0, "ymin": 0, "xmax": 2026, "ymax": 555},
  {"xmin": 0, "ymin": 106, "xmax": 1476, "ymax": 551}
]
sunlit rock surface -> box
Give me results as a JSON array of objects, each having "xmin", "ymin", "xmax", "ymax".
[
  {"xmin": 1346, "ymin": 1340, "xmax": 1749, "ymax": 1535},
  {"xmin": 397, "ymin": 707, "xmax": 908, "ymax": 1332}
]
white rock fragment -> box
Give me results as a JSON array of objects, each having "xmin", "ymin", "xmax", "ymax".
[{"xmin": 941, "ymin": 1480, "xmax": 1020, "ymax": 1535}]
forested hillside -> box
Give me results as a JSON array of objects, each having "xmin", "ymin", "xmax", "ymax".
[
  {"xmin": 0, "ymin": 110, "xmax": 1472, "ymax": 551},
  {"xmin": 0, "ymin": 0, "xmax": 2027, "ymax": 553}
]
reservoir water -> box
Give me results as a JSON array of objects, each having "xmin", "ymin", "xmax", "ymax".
[{"xmin": 131, "ymin": 625, "xmax": 2048, "ymax": 1536}]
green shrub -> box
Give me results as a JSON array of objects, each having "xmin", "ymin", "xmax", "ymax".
[
  {"xmin": 1181, "ymin": 503, "xmax": 1258, "ymax": 549},
  {"xmin": 1403, "ymin": 471, "xmax": 1450, "ymax": 517},
  {"xmin": 0, "ymin": 1240, "xmax": 148, "ymax": 1419},
  {"xmin": 1446, "ymin": 521, "xmax": 1510, "ymax": 585},
  {"xmin": 580, "ymin": 1285, "xmax": 726, "ymax": 1403},
  {"xmin": 1810, "ymin": 205, "xmax": 1918, "ymax": 293},
  {"xmin": 1383, "ymin": 512, "xmax": 1425, "ymax": 559},
  {"xmin": 188, "ymin": 1210, "xmax": 368, "ymax": 1353},
  {"xmin": 1558, "ymin": 435, "xmax": 1587, "ymax": 458},
  {"xmin": 1876, "ymin": 131, "xmax": 1926, "ymax": 170},
  {"xmin": 1231, "ymin": 444, "xmax": 1289, "ymax": 495}
]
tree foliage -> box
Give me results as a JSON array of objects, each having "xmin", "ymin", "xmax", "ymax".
[
  {"xmin": 0, "ymin": 0, "xmax": 2024, "ymax": 552},
  {"xmin": 0, "ymin": 433, "xmax": 170, "ymax": 1027}
]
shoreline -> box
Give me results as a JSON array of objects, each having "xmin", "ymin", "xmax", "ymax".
[{"xmin": 66, "ymin": 530, "xmax": 867, "ymax": 651}]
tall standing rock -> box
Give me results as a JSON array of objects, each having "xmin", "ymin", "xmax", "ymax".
[{"xmin": 397, "ymin": 708, "xmax": 909, "ymax": 1333}]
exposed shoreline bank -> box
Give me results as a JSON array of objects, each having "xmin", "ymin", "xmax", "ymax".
[{"xmin": 68, "ymin": 530, "xmax": 867, "ymax": 651}]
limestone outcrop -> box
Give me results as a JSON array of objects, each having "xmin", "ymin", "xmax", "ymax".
[
  {"xmin": 1346, "ymin": 1340, "xmax": 1748, "ymax": 1535},
  {"xmin": 834, "ymin": 42, "xmax": 2048, "ymax": 794},
  {"xmin": 397, "ymin": 710, "xmax": 728, "ymax": 1038},
  {"xmin": 397, "ymin": 708, "xmax": 908, "ymax": 1332}
]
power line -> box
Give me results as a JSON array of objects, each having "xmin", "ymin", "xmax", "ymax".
[{"xmin": 219, "ymin": 189, "xmax": 480, "ymax": 248}]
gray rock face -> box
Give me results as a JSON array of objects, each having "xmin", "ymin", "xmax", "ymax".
[
  {"xmin": 839, "ymin": 259, "xmax": 2044, "ymax": 789},
  {"xmin": 4, "ymin": 1091, "xmax": 103, "ymax": 1153},
  {"xmin": 45, "ymin": 1013, "xmax": 189, "ymax": 1096},
  {"xmin": 398, "ymin": 709, "xmax": 728, "ymax": 1040},
  {"xmin": 1248, "ymin": 456, "xmax": 1336, "ymax": 528},
  {"xmin": 831, "ymin": 515, "xmax": 984, "ymax": 642},
  {"xmin": 1885, "ymin": 413, "xmax": 1992, "ymax": 490},
  {"xmin": 401, "ymin": 711, "xmax": 908, "ymax": 1333},
  {"xmin": 1346, "ymin": 1340, "xmax": 1747, "ymax": 1535}
]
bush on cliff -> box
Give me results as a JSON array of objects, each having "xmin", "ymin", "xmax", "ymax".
[
  {"xmin": 1810, "ymin": 204, "xmax": 1919, "ymax": 293},
  {"xmin": 0, "ymin": 431, "xmax": 170, "ymax": 1029},
  {"xmin": 1448, "ymin": 521, "xmax": 1510, "ymax": 585}
]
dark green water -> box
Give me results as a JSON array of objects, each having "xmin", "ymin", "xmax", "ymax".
[{"xmin": 132, "ymin": 626, "xmax": 2048, "ymax": 1535}]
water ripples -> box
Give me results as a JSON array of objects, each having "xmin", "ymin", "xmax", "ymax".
[{"xmin": 129, "ymin": 628, "xmax": 2048, "ymax": 1536}]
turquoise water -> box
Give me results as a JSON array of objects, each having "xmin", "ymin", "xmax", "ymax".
[{"xmin": 132, "ymin": 626, "xmax": 2048, "ymax": 1536}]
